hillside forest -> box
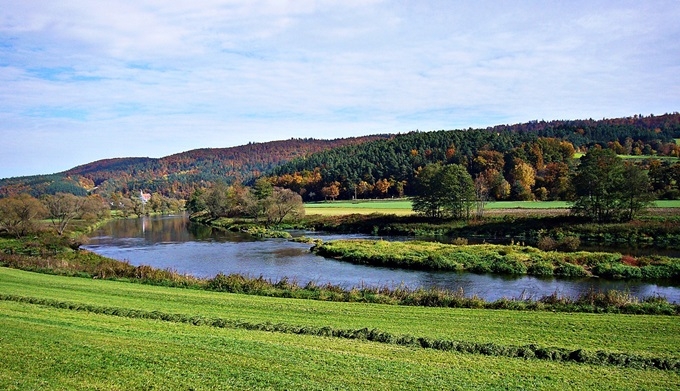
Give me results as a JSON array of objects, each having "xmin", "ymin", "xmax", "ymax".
[
  {"xmin": 267, "ymin": 113, "xmax": 680, "ymax": 203},
  {"xmin": 0, "ymin": 136, "xmax": 389, "ymax": 200},
  {"xmin": 0, "ymin": 113, "xmax": 679, "ymax": 222}
]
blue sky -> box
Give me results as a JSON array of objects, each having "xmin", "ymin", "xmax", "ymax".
[{"xmin": 1, "ymin": 1, "xmax": 679, "ymax": 178}]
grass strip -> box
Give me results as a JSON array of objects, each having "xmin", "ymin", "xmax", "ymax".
[
  {"xmin": 2, "ymin": 293, "xmax": 677, "ymax": 371},
  {"xmin": 2, "ymin": 248, "xmax": 679, "ymax": 315}
]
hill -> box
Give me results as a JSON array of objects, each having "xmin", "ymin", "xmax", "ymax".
[
  {"xmin": 0, "ymin": 136, "xmax": 389, "ymax": 199},
  {"xmin": 2, "ymin": 112, "xmax": 679, "ymax": 201},
  {"xmin": 269, "ymin": 113, "xmax": 680, "ymax": 200}
]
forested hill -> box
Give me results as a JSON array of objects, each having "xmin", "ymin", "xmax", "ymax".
[
  {"xmin": 268, "ymin": 113, "xmax": 680, "ymax": 201},
  {"xmin": 0, "ymin": 136, "xmax": 389, "ymax": 199}
]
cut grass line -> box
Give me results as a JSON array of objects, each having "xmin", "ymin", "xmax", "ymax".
[
  {"xmin": 2, "ymin": 293, "xmax": 677, "ymax": 371},
  {"xmin": 2, "ymin": 267, "xmax": 678, "ymax": 357}
]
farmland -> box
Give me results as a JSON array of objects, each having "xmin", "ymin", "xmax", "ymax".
[
  {"xmin": 1, "ymin": 267, "xmax": 679, "ymax": 390},
  {"xmin": 304, "ymin": 199, "xmax": 680, "ymax": 216}
]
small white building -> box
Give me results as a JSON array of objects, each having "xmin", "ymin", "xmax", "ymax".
[{"xmin": 139, "ymin": 190, "xmax": 151, "ymax": 204}]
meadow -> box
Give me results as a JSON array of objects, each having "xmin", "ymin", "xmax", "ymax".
[
  {"xmin": 304, "ymin": 199, "xmax": 680, "ymax": 216},
  {"xmin": 1, "ymin": 267, "xmax": 679, "ymax": 390}
]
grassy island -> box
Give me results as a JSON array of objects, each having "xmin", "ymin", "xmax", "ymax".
[{"xmin": 312, "ymin": 239, "xmax": 680, "ymax": 280}]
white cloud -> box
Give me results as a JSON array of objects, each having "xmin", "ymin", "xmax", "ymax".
[{"xmin": 0, "ymin": 0, "xmax": 679, "ymax": 177}]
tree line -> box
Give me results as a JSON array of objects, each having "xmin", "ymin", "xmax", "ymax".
[
  {"xmin": 410, "ymin": 148, "xmax": 656, "ymax": 222},
  {"xmin": 186, "ymin": 178, "xmax": 304, "ymax": 227},
  {"xmin": 268, "ymin": 113, "xmax": 680, "ymax": 202},
  {"xmin": 0, "ymin": 191, "xmax": 184, "ymax": 238}
]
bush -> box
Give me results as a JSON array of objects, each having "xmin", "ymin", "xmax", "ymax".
[
  {"xmin": 537, "ymin": 236, "xmax": 557, "ymax": 251},
  {"xmin": 554, "ymin": 262, "xmax": 588, "ymax": 278},
  {"xmin": 592, "ymin": 263, "xmax": 643, "ymax": 279},
  {"xmin": 491, "ymin": 257, "xmax": 528, "ymax": 275},
  {"xmin": 528, "ymin": 262, "xmax": 554, "ymax": 276},
  {"xmin": 557, "ymin": 236, "xmax": 580, "ymax": 251},
  {"xmin": 451, "ymin": 237, "xmax": 468, "ymax": 245}
]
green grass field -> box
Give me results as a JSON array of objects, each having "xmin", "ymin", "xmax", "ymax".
[
  {"xmin": 304, "ymin": 199, "xmax": 680, "ymax": 216},
  {"xmin": 619, "ymin": 155, "xmax": 680, "ymax": 162},
  {"xmin": 1, "ymin": 268, "xmax": 679, "ymax": 389}
]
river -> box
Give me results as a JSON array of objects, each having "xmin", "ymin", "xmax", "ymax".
[{"xmin": 83, "ymin": 214, "xmax": 680, "ymax": 303}]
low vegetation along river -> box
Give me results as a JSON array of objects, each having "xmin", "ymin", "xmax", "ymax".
[{"xmin": 84, "ymin": 214, "xmax": 680, "ymax": 303}]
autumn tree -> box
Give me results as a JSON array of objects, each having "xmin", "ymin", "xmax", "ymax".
[
  {"xmin": 472, "ymin": 150, "xmax": 505, "ymax": 174},
  {"xmin": 321, "ymin": 182, "xmax": 340, "ymax": 201},
  {"xmin": 373, "ymin": 179, "xmax": 391, "ymax": 198},
  {"xmin": 43, "ymin": 193, "xmax": 86, "ymax": 235},
  {"xmin": 0, "ymin": 194, "xmax": 47, "ymax": 237},
  {"xmin": 263, "ymin": 187, "xmax": 305, "ymax": 226},
  {"xmin": 537, "ymin": 162, "xmax": 571, "ymax": 200},
  {"xmin": 510, "ymin": 159, "xmax": 536, "ymax": 200},
  {"xmin": 356, "ymin": 181, "xmax": 373, "ymax": 199},
  {"xmin": 479, "ymin": 169, "xmax": 511, "ymax": 200}
]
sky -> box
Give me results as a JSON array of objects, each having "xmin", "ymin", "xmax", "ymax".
[{"xmin": 1, "ymin": 1, "xmax": 679, "ymax": 178}]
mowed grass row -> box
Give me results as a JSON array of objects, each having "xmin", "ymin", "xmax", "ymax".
[
  {"xmin": 3, "ymin": 301, "xmax": 679, "ymax": 390},
  {"xmin": 1, "ymin": 268, "xmax": 678, "ymax": 358},
  {"xmin": 304, "ymin": 200, "xmax": 680, "ymax": 215}
]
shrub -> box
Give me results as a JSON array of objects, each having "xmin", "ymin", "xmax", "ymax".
[
  {"xmin": 528, "ymin": 262, "xmax": 555, "ymax": 276},
  {"xmin": 554, "ymin": 262, "xmax": 588, "ymax": 278},
  {"xmin": 620, "ymin": 255, "xmax": 639, "ymax": 266},
  {"xmin": 451, "ymin": 237, "xmax": 468, "ymax": 245},
  {"xmin": 557, "ymin": 236, "xmax": 580, "ymax": 251},
  {"xmin": 592, "ymin": 263, "xmax": 643, "ymax": 279},
  {"xmin": 491, "ymin": 257, "xmax": 528, "ymax": 275},
  {"xmin": 537, "ymin": 236, "xmax": 557, "ymax": 251}
]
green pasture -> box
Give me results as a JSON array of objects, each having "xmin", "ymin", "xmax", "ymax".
[
  {"xmin": 0, "ymin": 268, "xmax": 678, "ymax": 389},
  {"xmin": 305, "ymin": 199, "xmax": 414, "ymax": 215},
  {"xmin": 618, "ymin": 155, "xmax": 680, "ymax": 162},
  {"xmin": 305, "ymin": 199, "xmax": 680, "ymax": 216}
]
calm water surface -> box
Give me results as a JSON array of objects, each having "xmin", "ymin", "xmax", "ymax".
[{"xmin": 84, "ymin": 214, "xmax": 680, "ymax": 303}]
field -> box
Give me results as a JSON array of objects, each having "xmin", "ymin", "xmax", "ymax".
[
  {"xmin": 1, "ymin": 267, "xmax": 679, "ymax": 389},
  {"xmin": 619, "ymin": 155, "xmax": 680, "ymax": 162},
  {"xmin": 304, "ymin": 199, "xmax": 680, "ymax": 216}
]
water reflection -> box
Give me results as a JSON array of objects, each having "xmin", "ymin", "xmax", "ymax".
[{"xmin": 84, "ymin": 214, "xmax": 680, "ymax": 303}]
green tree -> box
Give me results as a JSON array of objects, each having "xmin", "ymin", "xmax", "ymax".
[
  {"xmin": 205, "ymin": 182, "xmax": 230, "ymax": 218},
  {"xmin": 620, "ymin": 162, "xmax": 655, "ymax": 221},
  {"xmin": 253, "ymin": 178, "xmax": 274, "ymax": 200},
  {"xmin": 571, "ymin": 148, "xmax": 653, "ymax": 222},
  {"xmin": 186, "ymin": 188, "xmax": 207, "ymax": 214},
  {"xmin": 412, "ymin": 164, "xmax": 443, "ymax": 217},
  {"xmin": 252, "ymin": 178, "xmax": 274, "ymax": 220},
  {"xmin": 412, "ymin": 163, "xmax": 475, "ymax": 219}
]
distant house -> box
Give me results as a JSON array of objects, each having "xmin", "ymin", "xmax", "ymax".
[{"xmin": 139, "ymin": 190, "xmax": 151, "ymax": 204}]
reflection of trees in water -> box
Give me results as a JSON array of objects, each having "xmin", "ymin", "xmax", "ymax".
[
  {"xmin": 98, "ymin": 215, "xmax": 195, "ymax": 243},
  {"xmin": 188, "ymin": 222, "xmax": 213, "ymax": 240}
]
